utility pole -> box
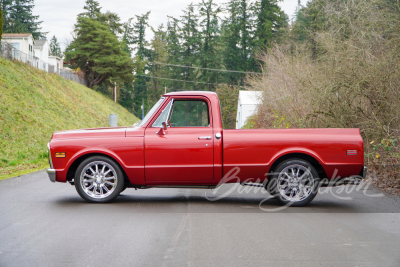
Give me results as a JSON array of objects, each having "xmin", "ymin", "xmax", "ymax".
[
  {"xmin": 165, "ymin": 87, "xmax": 167, "ymax": 94},
  {"xmin": 141, "ymin": 99, "xmax": 144, "ymax": 120},
  {"xmin": 114, "ymin": 82, "xmax": 116, "ymax": 102}
]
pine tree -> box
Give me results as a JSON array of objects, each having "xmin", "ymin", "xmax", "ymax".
[
  {"xmin": 0, "ymin": 3, "xmax": 3, "ymax": 40},
  {"xmin": 291, "ymin": 0, "xmax": 326, "ymax": 58},
  {"xmin": 253, "ymin": 0, "xmax": 288, "ymax": 49},
  {"xmin": 132, "ymin": 12, "xmax": 151, "ymax": 118},
  {"xmin": 2, "ymin": 0, "xmax": 46, "ymax": 39},
  {"xmin": 179, "ymin": 3, "xmax": 201, "ymax": 90},
  {"xmin": 49, "ymin": 35, "xmax": 62, "ymax": 57},
  {"xmin": 238, "ymin": 0, "xmax": 254, "ymax": 70},
  {"xmin": 1, "ymin": 0, "xmax": 12, "ymax": 27},
  {"xmin": 147, "ymin": 25, "xmax": 168, "ymax": 106},
  {"xmin": 221, "ymin": 0, "xmax": 254, "ymax": 85},
  {"xmin": 78, "ymin": 0, "xmax": 122, "ymax": 35},
  {"xmin": 165, "ymin": 16, "xmax": 184, "ymax": 90},
  {"xmin": 122, "ymin": 18, "xmax": 134, "ymax": 56},
  {"xmin": 97, "ymin": 11, "xmax": 123, "ymax": 35},
  {"xmin": 64, "ymin": 17, "xmax": 133, "ymax": 89},
  {"xmin": 198, "ymin": 0, "xmax": 222, "ymax": 90},
  {"xmin": 78, "ymin": 0, "xmax": 101, "ymax": 19}
]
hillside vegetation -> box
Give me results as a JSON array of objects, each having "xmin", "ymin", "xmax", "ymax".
[{"xmin": 0, "ymin": 58, "xmax": 139, "ymax": 180}]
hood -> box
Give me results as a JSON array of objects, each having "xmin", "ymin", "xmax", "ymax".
[{"xmin": 51, "ymin": 127, "xmax": 127, "ymax": 140}]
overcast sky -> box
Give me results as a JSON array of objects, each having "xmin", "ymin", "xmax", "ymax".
[{"xmin": 33, "ymin": 0, "xmax": 305, "ymax": 50}]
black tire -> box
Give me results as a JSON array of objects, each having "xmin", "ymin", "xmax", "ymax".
[
  {"xmin": 268, "ymin": 159, "xmax": 320, "ymax": 207},
  {"xmin": 75, "ymin": 156, "xmax": 124, "ymax": 203}
]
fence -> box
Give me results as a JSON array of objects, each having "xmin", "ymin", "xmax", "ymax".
[
  {"xmin": 0, "ymin": 41, "xmax": 88, "ymax": 86},
  {"xmin": 59, "ymin": 69, "xmax": 88, "ymax": 87}
]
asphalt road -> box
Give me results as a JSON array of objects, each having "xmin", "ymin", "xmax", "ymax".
[{"xmin": 0, "ymin": 170, "xmax": 400, "ymax": 267}]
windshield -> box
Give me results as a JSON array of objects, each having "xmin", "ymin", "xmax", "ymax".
[{"xmin": 137, "ymin": 97, "xmax": 165, "ymax": 127}]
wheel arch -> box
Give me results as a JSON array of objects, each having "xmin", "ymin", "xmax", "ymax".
[
  {"xmin": 268, "ymin": 152, "xmax": 327, "ymax": 179},
  {"xmin": 66, "ymin": 153, "xmax": 130, "ymax": 185}
]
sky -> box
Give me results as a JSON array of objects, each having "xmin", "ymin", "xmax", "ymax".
[{"xmin": 33, "ymin": 0, "xmax": 305, "ymax": 50}]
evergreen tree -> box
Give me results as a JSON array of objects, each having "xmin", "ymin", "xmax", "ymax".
[
  {"xmin": 122, "ymin": 18, "xmax": 134, "ymax": 56},
  {"xmin": 98, "ymin": 11, "xmax": 123, "ymax": 35},
  {"xmin": 165, "ymin": 16, "xmax": 184, "ymax": 90},
  {"xmin": 1, "ymin": 0, "xmax": 12, "ymax": 29},
  {"xmin": 132, "ymin": 12, "xmax": 151, "ymax": 118},
  {"xmin": 291, "ymin": 0, "xmax": 326, "ymax": 58},
  {"xmin": 147, "ymin": 25, "xmax": 168, "ymax": 106},
  {"xmin": 198, "ymin": 0, "xmax": 222, "ymax": 90},
  {"xmin": 64, "ymin": 17, "xmax": 133, "ymax": 89},
  {"xmin": 179, "ymin": 3, "xmax": 201, "ymax": 90},
  {"xmin": 0, "ymin": 3, "xmax": 3, "ymax": 40},
  {"xmin": 238, "ymin": 0, "xmax": 254, "ymax": 70},
  {"xmin": 49, "ymin": 35, "xmax": 62, "ymax": 57},
  {"xmin": 2, "ymin": 0, "xmax": 46, "ymax": 39},
  {"xmin": 78, "ymin": 0, "xmax": 101, "ymax": 19},
  {"xmin": 118, "ymin": 18, "xmax": 135, "ymax": 112},
  {"xmin": 253, "ymin": 0, "xmax": 288, "ymax": 49},
  {"xmin": 78, "ymin": 0, "xmax": 122, "ymax": 35},
  {"xmin": 221, "ymin": 0, "xmax": 254, "ymax": 85}
]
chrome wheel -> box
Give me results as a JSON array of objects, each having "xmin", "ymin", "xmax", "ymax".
[
  {"xmin": 80, "ymin": 161, "xmax": 118, "ymax": 199},
  {"xmin": 277, "ymin": 164, "xmax": 315, "ymax": 202}
]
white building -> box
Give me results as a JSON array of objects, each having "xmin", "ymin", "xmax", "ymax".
[
  {"xmin": 48, "ymin": 56, "xmax": 63, "ymax": 74},
  {"xmin": 1, "ymin": 33, "xmax": 35, "ymax": 64},
  {"xmin": 236, "ymin": 91, "xmax": 262, "ymax": 129},
  {"xmin": 33, "ymin": 39, "xmax": 50, "ymax": 71}
]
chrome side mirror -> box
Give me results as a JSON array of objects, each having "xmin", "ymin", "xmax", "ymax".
[{"xmin": 156, "ymin": 122, "xmax": 168, "ymax": 135}]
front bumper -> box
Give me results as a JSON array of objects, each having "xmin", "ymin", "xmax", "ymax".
[
  {"xmin": 47, "ymin": 169, "xmax": 56, "ymax": 182},
  {"xmin": 47, "ymin": 143, "xmax": 56, "ymax": 182}
]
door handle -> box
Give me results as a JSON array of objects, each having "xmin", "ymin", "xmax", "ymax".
[{"xmin": 198, "ymin": 136, "xmax": 212, "ymax": 140}]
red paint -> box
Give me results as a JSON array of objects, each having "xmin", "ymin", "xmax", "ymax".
[{"xmin": 48, "ymin": 91, "xmax": 364, "ymax": 185}]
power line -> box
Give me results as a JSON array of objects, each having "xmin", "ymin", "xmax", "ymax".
[
  {"xmin": 136, "ymin": 74, "xmax": 251, "ymax": 90},
  {"xmin": 150, "ymin": 62, "xmax": 263, "ymax": 75},
  {"xmin": 137, "ymin": 74, "xmax": 215, "ymax": 85},
  {"xmin": 164, "ymin": 88, "xmax": 240, "ymax": 95}
]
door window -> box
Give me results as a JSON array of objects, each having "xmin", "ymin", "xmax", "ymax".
[
  {"xmin": 169, "ymin": 100, "xmax": 209, "ymax": 127},
  {"xmin": 152, "ymin": 100, "xmax": 172, "ymax": 127},
  {"xmin": 152, "ymin": 99, "xmax": 210, "ymax": 127}
]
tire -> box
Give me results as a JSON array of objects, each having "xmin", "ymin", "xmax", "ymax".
[
  {"xmin": 268, "ymin": 159, "xmax": 320, "ymax": 207},
  {"xmin": 75, "ymin": 156, "xmax": 124, "ymax": 203}
]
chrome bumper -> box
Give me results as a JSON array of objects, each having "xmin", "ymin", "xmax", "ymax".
[
  {"xmin": 47, "ymin": 169, "xmax": 56, "ymax": 182},
  {"xmin": 47, "ymin": 142, "xmax": 56, "ymax": 182},
  {"xmin": 343, "ymin": 166, "xmax": 367, "ymax": 185},
  {"xmin": 361, "ymin": 166, "xmax": 367, "ymax": 179}
]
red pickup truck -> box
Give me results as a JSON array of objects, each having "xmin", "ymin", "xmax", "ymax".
[{"xmin": 47, "ymin": 91, "xmax": 366, "ymax": 206}]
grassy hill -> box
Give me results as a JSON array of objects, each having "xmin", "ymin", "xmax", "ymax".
[{"xmin": 0, "ymin": 58, "xmax": 139, "ymax": 180}]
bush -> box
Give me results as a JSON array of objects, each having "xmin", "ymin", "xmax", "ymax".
[{"xmin": 247, "ymin": 0, "xmax": 400, "ymax": 191}]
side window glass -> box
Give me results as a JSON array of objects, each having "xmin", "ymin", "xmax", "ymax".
[
  {"xmin": 152, "ymin": 101, "xmax": 172, "ymax": 127},
  {"xmin": 169, "ymin": 100, "xmax": 210, "ymax": 127}
]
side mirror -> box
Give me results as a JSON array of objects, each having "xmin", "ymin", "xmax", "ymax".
[{"xmin": 157, "ymin": 122, "xmax": 168, "ymax": 135}]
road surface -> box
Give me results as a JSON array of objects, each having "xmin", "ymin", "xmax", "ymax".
[{"xmin": 0, "ymin": 170, "xmax": 399, "ymax": 266}]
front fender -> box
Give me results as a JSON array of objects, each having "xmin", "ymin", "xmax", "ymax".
[{"xmin": 49, "ymin": 137, "xmax": 144, "ymax": 184}]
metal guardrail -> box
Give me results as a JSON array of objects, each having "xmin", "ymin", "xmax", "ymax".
[{"xmin": 0, "ymin": 40, "xmax": 88, "ymax": 87}]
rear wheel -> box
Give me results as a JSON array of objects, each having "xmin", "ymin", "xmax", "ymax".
[
  {"xmin": 269, "ymin": 159, "xmax": 319, "ymax": 207},
  {"xmin": 75, "ymin": 156, "xmax": 124, "ymax": 203}
]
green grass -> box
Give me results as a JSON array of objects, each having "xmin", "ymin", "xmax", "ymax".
[{"xmin": 0, "ymin": 58, "xmax": 139, "ymax": 180}]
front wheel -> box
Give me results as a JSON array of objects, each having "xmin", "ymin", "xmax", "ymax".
[
  {"xmin": 269, "ymin": 159, "xmax": 320, "ymax": 207},
  {"xmin": 75, "ymin": 156, "xmax": 124, "ymax": 203}
]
